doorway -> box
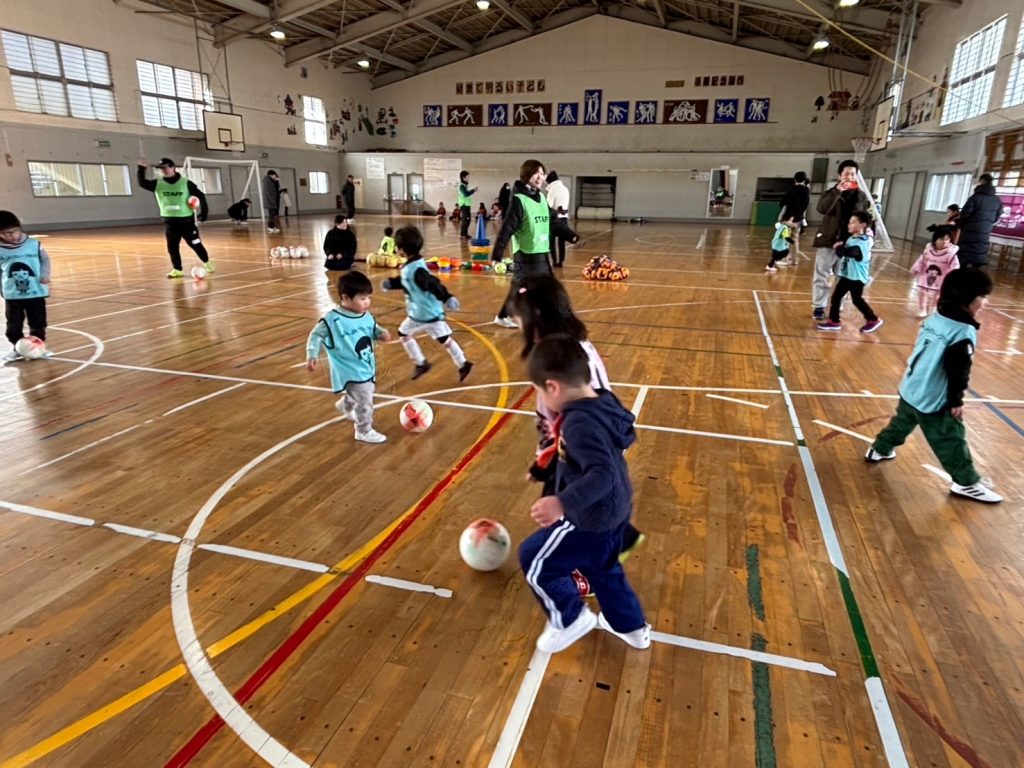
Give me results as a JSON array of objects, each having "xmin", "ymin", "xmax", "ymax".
[{"xmin": 707, "ymin": 168, "xmax": 738, "ymax": 218}]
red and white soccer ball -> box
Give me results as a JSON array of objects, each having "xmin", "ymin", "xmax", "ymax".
[
  {"xmin": 187, "ymin": 195, "xmax": 201, "ymax": 211},
  {"xmin": 191, "ymin": 265, "xmax": 207, "ymax": 280},
  {"xmin": 15, "ymin": 335, "xmax": 47, "ymax": 360},
  {"xmin": 399, "ymin": 399, "xmax": 433, "ymax": 432},
  {"xmin": 458, "ymin": 519, "xmax": 512, "ymax": 571}
]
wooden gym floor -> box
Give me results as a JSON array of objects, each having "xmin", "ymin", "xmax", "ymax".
[{"xmin": 0, "ymin": 214, "xmax": 1022, "ymax": 768}]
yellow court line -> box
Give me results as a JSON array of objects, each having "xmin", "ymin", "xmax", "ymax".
[{"xmin": 1, "ymin": 323, "xmax": 512, "ymax": 768}]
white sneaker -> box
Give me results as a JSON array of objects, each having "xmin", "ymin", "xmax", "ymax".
[
  {"xmin": 950, "ymin": 482, "xmax": 1003, "ymax": 503},
  {"xmin": 765, "ymin": 265, "xmax": 778, "ymax": 273},
  {"xmin": 3, "ymin": 348, "xmax": 22, "ymax": 363},
  {"xmin": 355, "ymin": 428, "xmax": 387, "ymax": 444},
  {"xmin": 864, "ymin": 447, "xmax": 895, "ymax": 463},
  {"xmin": 493, "ymin": 315, "xmax": 518, "ymax": 328},
  {"xmin": 335, "ymin": 398, "xmax": 355, "ymax": 421},
  {"xmin": 598, "ymin": 612, "xmax": 652, "ymax": 649},
  {"xmin": 536, "ymin": 608, "xmax": 597, "ymax": 653}
]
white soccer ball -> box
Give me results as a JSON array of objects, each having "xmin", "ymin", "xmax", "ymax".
[
  {"xmin": 459, "ymin": 519, "xmax": 512, "ymax": 572},
  {"xmin": 399, "ymin": 399, "xmax": 434, "ymax": 432},
  {"xmin": 297, "ymin": 246, "xmax": 309, "ymax": 258},
  {"xmin": 191, "ymin": 265, "xmax": 207, "ymax": 280},
  {"xmin": 15, "ymin": 335, "xmax": 47, "ymax": 360},
  {"xmin": 270, "ymin": 246, "xmax": 282, "ymax": 258}
]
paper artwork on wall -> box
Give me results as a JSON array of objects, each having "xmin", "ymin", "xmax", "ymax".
[
  {"xmin": 744, "ymin": 98, "xmax": 770, "ymax": 123},
  {"xmin": 584, "ymin": 90, "xmax": 602, "ymax": 125},
  {"xmin": 557, "ymin": 103, "xmax": 579, "ymax": 126},
  {"xmin": 513, "ymin": 103, "xmax": 551, "ymax": 126},
  {"xmin": 634, "ymin": 101, "xmax": 657, "ymax": 124},
  {"xmin": 663, "ymin": 99, "xmax": 708, "ymax": 124},
  {"xmin": 713, "ymin": 99, "xmax": 738, "ymax": 123},
  {"xmin": 447, "ymin": 104, "xmax": 483, "ymax": 126},
  {"xmin": 489, "ymin": 104, "xmax": 508, "ymax": 126},
  {"xmin": 607, "ymin": 101, "xmax": 629, "ymax": 125},
  {"xmin": 423, "ymin": 105, "xmax": 443, "ymax": 127}
]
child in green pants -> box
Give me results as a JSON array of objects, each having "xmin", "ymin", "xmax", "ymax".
[{"xmin": 866, "ymin": 269, "xmax": 1002, "ymax": 503}]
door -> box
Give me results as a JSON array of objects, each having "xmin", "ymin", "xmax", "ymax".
[
  {"xmin": 388, "ymin": 173, "xmax": 406, "ymax": 201},
  {"xmin": 407, "ymin": 173, "xmax": 424, "ymax": 202},
  {"xmin": 885, "ymin": 172, "xmax": 925, "ymax": 242}
]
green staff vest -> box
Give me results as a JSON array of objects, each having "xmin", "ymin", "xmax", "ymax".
[
  {"xmin": 156, "ymin": 176, "xmax": 192, "ymax": 218},
  {"xmin": 511, "ymin": 193, "xmax": 550, "ymax": 254},
  {"xmin": 457, "ymin": 183, "xmax": 473, "ymax": 207}
]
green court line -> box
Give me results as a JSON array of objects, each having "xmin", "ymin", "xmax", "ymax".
[{"xmin": 747, "ymin": 544, "xmax": 777, "ymax": 768}]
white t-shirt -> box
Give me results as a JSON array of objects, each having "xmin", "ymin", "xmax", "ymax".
[{"xmin": 545, "ymin": 180, "xmax": 570, "ymax": 218}]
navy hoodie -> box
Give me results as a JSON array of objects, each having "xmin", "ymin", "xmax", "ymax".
[{"xmin": 555, "ymin": 389, "xmax": 636, "ymax": 532}]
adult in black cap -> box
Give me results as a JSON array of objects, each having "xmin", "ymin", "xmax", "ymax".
[
  {"xmin": 137, "ymin": 157, "xmax": 212, "ymax": 278},
  {"xmin": 957, "ymin": 172, "xmax": 1004, "ymax": 268}
]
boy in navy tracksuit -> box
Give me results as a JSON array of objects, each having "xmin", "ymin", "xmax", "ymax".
[
  {"xmin": 519, "ymin": 335, "xmax": 650, "ymax": 654},
  {"xmin": 866, "ymin": 269, "xmax": 1003, "ymax": 503}
]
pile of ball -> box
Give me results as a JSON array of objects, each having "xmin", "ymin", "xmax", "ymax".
[
  {"xmin": 270, "ymin": 246, "xmax": 310, "ymax": 259},
  {"xmin": 366, "ymin": 253, "xmax": 404, "ymax": 268}
]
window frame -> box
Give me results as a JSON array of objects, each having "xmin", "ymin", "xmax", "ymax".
[
  {"xmin": 190, "ymin": 167, "xmax": 224, "ymax": 195},
  {"xmin": 27, "ymin": 160, "xmax": 132, "ymax": 198},
  {"xmin": 1, "ymin": 29, "xmax": 116, "ymax": 121},
  {"xmin": 302, "ymin": 95, "xmax": 327, "ymax": 146},
  {"xmin": 309, "ymin": 171, "xmax": 329, "ymax": 195},
  {"xmin": 940, "ymin": 16, "xmax": 1007, "ymax": 125},
  {"xmin": 924, "ymin": 173, "xmax": 974, "ymax": 212},
  {"xmin": 136, "ymin": 59, "xmax": 213, "ymax": 131},
  {"xmin": 1004, "ymin": 18, "xmax": 1024, "ymax": 108}
]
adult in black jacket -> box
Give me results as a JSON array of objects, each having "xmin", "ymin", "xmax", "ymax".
[
  {"xmin": 957, "ymin": 174, "xmax": 1004, "ymax": 267},
  {"xmin": 779, "ymin": 171, "xmax": 810, "ymax": 232},
  {"xmin": 341, "ymin": 175, "xmax": 356, "ymax": 220}
]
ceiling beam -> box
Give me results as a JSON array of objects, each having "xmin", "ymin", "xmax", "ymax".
[
  {"xmin": 650, "ymin": 0, "xmax": 667, "ymax": 26},
  {"xmin": 731, "ymin": 2, "xmax": 739, "ymax": 42},
  {"xmin": 351, "ymin": 43, "xmax": 418, "ymax": 71},
  {"xmin": 491, "ymin": 0, "xmax": 534, "ymax": 33},
  {"xmin": 210, "ymin": 0, "xmax": 270, "ymax": 17},
  {"xmin": 283, "ymin": 0, "xmax": 467, "ymax": 66},
  {"xmin": 733, "ymin": 0, "xmax": 893, "ymax": 35},
  {"xmin": 414, "ymin": 18, "xmax": 474, "ymax": 53}
]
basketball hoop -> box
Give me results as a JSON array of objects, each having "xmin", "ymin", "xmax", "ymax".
[{"xmin": 852, "ymin": 137, "xmax": 877, "ymax": 163}]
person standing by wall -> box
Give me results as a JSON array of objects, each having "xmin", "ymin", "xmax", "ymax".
[
  {"xmin": 545, "ymin": 170, "xmax": 579, "ymax": 268},
  {"xmin": 498, "ymin": 182, "xmax": 511, "ymax": 218},
  {"xmin": 779, "ymin": 171, "xmax": 810, "ymax": 236},
  {"xmin": 957, "ymin": 173, "xmax": 1004, "ymax": 268},
  {"xmin": 137, "ymin": 158, "xmax": 213, "ymax": 278},
  {"xmin": 458, "ymin": 171, "xmax": 476, "ymax": 240},
  {"xmin": 280, "ymin": 188, "xmax": 293, "ymax": 219},
  {"xmin": 810, "ymin": 160, "xmax": 870, "ymax": 320},
  {"xmin": 263, "ymin": 169, "xmax": 281, "ymax": 234},
  {"xmin": 341, "ymin": 175, "xmax": 356, "ymax": 222}
]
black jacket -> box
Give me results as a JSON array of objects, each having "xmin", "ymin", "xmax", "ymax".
[
  {"xmin": 938, "ymin": 306, "xmax": 980, "ymax": 409},
  {"xmin": 323, "ymin": 228, "xmax": 357, "ymax": 270},
  {"xmin": 957, "ymin": 183, "xmax": 1003, "ymax": 265},
  {"xmin": 492, "ymin": 181, "xmax": 546, "ymax": 260},
  {"xmin": 341, "ymin": 180, "xmax": 355, "ymax": 207},
  {"xmin": 779, "ymin": 183, "xmax": 810, "ymax": 221}
]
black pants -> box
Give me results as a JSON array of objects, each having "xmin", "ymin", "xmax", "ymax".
[
  {"xmin": 768, "ymin": 248, "xmax": 788, "ymax": 267},
  {"xmin": 164, "ymin": 217, "xmax": 209, "ymax": 271},
  {"xmin": 459, "ymin": 205, "xmax": 472, "ymax": 237},
  {"xmin": 549, "ymin": 217, "xmax": 578, "ymax": 266},
  {"xmin": 497, "ymin": 253, "xmax": 552, "ymax": 318},
  {"xmin": 344, "ymin": 198, "xmax": 355, "ymax": 219},
  {"xmin": 5, "ymin": 297, "xmax": 47, "ymax": 343},
  {"xmin": 829, "ymin": 277, "xmax": 876, "ymax": 322},
  {"xmin": 267, "ymin": 207, "xmax": 280, "ymax": 230}
]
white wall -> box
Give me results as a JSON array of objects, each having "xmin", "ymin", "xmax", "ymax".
[{"xmin": 371, "ymin": 15, "xmax": 867, "ymax": 154}]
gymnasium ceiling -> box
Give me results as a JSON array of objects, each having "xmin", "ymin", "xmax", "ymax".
[{"xmin": 129, "ymin": 0, "xmax": 955, "ymax": 85}]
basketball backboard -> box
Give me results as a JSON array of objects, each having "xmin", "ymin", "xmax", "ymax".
[
  {"xmin": 204, "ymin": 112, "xmax": 245, "ymax": 152},
  {"xmin": 870, "ymin": 97, "xmax": 893, "ymax": 151}
]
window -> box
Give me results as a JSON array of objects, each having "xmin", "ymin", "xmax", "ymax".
[
  {"xmin": 28, "ymin": 161, "xmax": 130, "ymax": 197},
  {"xmin": 1, "ymin": 30, "xmax": 116, "ymax": 121},
  {"xmin": 136, "ymin": 60, "xmax": 212, "ymax": 130},
  {"xmin": 925, "ymin": 173, "xmax": 973, "ymax": 211},
  {"xmin": 309, "ymin": 172, "xmax": 329, "ymax": 194},
  {"xmin": 1005, "ymin": 20, "xmax": 1024, "ymax": 108},
  {"xmin": 941, "ymin": 17, "xmax": 1007, "ymax": 125},
  {"xmin": 190, "ymin": 167, "xmax": 223, "ymax": 195},
  {"xmin": 303, "ymin": 95, "xmax": 327, "ymax": 145}
]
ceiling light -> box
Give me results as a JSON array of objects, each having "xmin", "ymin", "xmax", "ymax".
[
  {"xmin": 269, "ymin": 26, "xmax": 286, "ymax": 40},
  {"xmin": 476, "ymin": 0, "xmax": 491, "ymax": 9},
  {"xmin": 812, "ymin": 37, "xmax": 830, "ymax": 51},
  {"xmin": 357, "ymin": 58, "xmax": 371, "ymax": 68},
  {"xmin": 837, "ymin": 0, "xmax": 860, "ymax": 6}
]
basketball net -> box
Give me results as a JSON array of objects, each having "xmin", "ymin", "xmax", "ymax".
[{"xmin": 851, "ymin": 137, "xmax": 894, "ymax": 253}]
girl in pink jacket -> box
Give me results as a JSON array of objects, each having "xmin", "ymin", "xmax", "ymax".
[{"xmin": 912, "ymin": 226, "xmax": 960, "ymax": 317}]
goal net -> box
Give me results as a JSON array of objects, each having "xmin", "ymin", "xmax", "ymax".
[
  {"xmin": 182, "ymin": 157, "xmax": 263, "ymax": 223},
  {"xmin": 851, "ymin": 138, "xmax": 893, "ymax": 253}
]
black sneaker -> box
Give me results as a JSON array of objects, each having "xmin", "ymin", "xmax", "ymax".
[
  {"xmin": 812, "ymin": 307, "xmax": 825, "ymax": 320},
  {"xmin": 412, "ymin": 361, "xmax": 432, "ymax": 379},
  {"xmin": 458, "ymin": 361, "xmax": 473, "ymax": 382}
]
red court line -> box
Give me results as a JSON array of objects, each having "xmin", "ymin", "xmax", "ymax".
[{"xmin": 165, "ymin": 387, "xmax": 534, "ymax": 768}]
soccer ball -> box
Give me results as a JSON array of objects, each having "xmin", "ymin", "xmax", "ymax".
[
  {"xmin": 15, "ymin": 335, "xmax": 47, "ymax": 360},
  {"xmin": 399, "ymin": 399, "xmax": 433, "ymax": 432},
  {"xmin": 493, "ymin": 262, "xmax": 507, "ymax": 275},
  {"xmin": 191, "ymin": 265, "xmax": 207, "ymax": 280},
  {"xmin": 270, "ymin": 247, "xmax": 282, "ymax": 258},
  {"xmin": 187, "ymin": 195, "xmax": 201, "ymax": 210},
  {"xmin": 297, "ymin": 246, "xmax": 309, "ymax": 258},
  {"xmin": 458, "ymin": 519, "xmax": 512, "ymax": 572}
]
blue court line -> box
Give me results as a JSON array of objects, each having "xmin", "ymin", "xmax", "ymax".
[{"xmin": 968, "ymin": 388, "xmax": 1024, "ymax": 439}]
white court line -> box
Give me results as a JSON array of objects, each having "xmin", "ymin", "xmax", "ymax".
[
  {"xmin": 631, "ymin": 385, "xmax": 650, "ymax": 418},
  {"xmin": 364, "ymin": 574, "xmax": 453, "ymax": 598},
  {"xmin": 32, "ymin": 423, "xmax": 148, "ymax": 470},
  {"xmin": 812, "ymin": 419, "xmax": 873, "ymax": 444},
  {"xmin": 103, "ymin": 523, "xmax": 182, "ymax": 544},
  {"xmin": 488, "ymin": 648, "xmax": 551, "ymax": 768},
  {"xmin": 638, "ymin": 423, "xmax": 792, "ymax": 447},
  {"xmin": 649, "ymin": 629, "xmax": 836, "ymax": 675},
  {"xmin": 162, "ymin": 383, "xmax": 245, "ymax": 416},
  {"xmin": 706, "ymin": 393, "xmax": 770, "ymax": 409},
  {"xmin": 0, "ymin": 500, "xmax": 95, "ymax": 527},
  {"xmin": 49, "ymin": 288, "xmax": 146, "ymax": 307},
  {"xmin": 0, "ymin": 326, "xmax": 104, "ymax": 405},
  {"xmin": 922, "ymin": 464, "xmax": 953, "ymax": 482},
  {"xmin": 752, "ymin": 290, "xmax": 909, "ymax": 768},
  {"xmin": 198, "ymin": 543, "xmax": 330, "ymax": 574},
  {"xmin": 696, "ymin": 229, "xmax": 706, "ymax": 249}
]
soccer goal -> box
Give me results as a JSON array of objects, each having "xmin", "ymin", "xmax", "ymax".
[
  {"xmin": 851, "ymin": 137, "xmax": 894, "ymax": 253},
  {"xmin": 182, "ymin": 156, "xmax": 264, "ymax": 223}
]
